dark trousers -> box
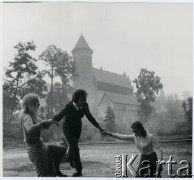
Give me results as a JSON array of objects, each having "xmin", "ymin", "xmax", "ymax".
[
  {"xmin": 136, "ymin": 152, "xmax": 158, "ymax": 177},
  {"xmin": 64, "ymin": 126, "xmax": 82, "ymax": 172}
]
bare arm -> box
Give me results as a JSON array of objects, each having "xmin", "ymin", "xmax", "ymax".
[
  {"xmin": 107, "ymin": 132, "xmax": 134, "ymax": 141},
  {"xmin": 23, "ymin": 115, "xmax": 53, "ymax": 134}
]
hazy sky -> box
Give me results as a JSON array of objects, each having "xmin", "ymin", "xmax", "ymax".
[{"xmin": 2, "ymin": 2, "xmax": 193, "ymax": 98}]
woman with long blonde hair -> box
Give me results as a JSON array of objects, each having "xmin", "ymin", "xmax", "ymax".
[{"xmin": 20, "ymin": 93, "xmax": 67, "ymax": 177}]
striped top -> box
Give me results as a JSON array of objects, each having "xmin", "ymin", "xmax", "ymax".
[
  {"xmin": 21, "ymin": 113, "xmax": 43, "ymax": 144},
  {"xmin": 21, "ymin": 113, "xmax": 47, "ymax": 156}
]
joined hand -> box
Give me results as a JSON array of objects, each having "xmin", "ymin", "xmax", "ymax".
[
  {"xmin": 98, "ymin": 127, "xmax": 106, "ymax": 135},
  {"xmin": 99, "ymin": 128, "xmax": 109, "ymax": 136},
  {"xmin": 53, "ymin": 120, "xmax": 59, "ymax": 126}
]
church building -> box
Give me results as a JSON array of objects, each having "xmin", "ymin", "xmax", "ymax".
[{"xmin": 71, "ymin": 34, "xmax": 138, "ymax": 128}]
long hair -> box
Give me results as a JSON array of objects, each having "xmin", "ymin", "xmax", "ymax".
[
  {"xmin": 131, "ymin": 121, "xmax": 147, "ymax": 137},
  {"xmin": 72, "ymin": 89, "xmax": 87, "ymax": 103},
  {"xmin": 19, "ymin": 93, "xmax": 39, "ymax": 122}
]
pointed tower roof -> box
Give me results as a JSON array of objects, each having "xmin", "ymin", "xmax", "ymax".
[{"xmin": 72, "ymin": 34, "xmax": 92, "ymax": 51}]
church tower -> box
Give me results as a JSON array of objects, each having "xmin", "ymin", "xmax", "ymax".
[{"xmin": 71, "ymin": 34, "xmax": 94, "ymax": 90}]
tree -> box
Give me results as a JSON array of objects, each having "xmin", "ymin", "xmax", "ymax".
[
  {"xmin": 3, "ymin": 82, "xmax": 14, "ymax": 131},
  {"xmin": 46, "ymin": 82, "xmax": 69, "ymax": 118},
  {"xmin": 39, "ymin": 45, "xmax": 58, "ymax": 117},
  {"xmin": 52, "ymin": 82, "xmax": 69, "ymax": 112},
  {"xmin": 166, "ymin": 93, "xmax": 184, "ymax": 117},
  {"xmin": 54, "ymin": 48, "xmax": 75, "ymax": 85},
  {"xmin": 182, "ymin": 97, "xmax": 192, "ymax": 130},
  {"xmin": 43, "ymin": 82, "xmax": 70, "ymax": 141},
  {"xmin": 3, "ymin": 41, "xmax": 47, "ymax": 137},
  {"xmin": 4, "ymin": 41, "xmax": 47, "ymax": 115},
  {"xmin": 39, "ymin": 45, "xmax": 75, "ymax": 117},
  {"xmin": 182, "ymin": 91, "xmax": 192, "ymax": 100},
  {"xmin": 133, "ymin": 68, "xmax": 163, "ymax": 127},
  {"xmin": 103, "ymin": 106, "xmax": 116, "ymax": 132}
]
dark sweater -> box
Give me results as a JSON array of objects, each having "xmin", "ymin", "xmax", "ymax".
[{"xmin": 53, "ymin": 101, "xmax": 100, "ymax": 130}]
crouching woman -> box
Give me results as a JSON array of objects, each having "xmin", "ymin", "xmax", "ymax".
[
  {"xmin": 105, "ymin": 121, "xmax": 163, "ymax": 177},
  {"xmin": 20, "ymin": 93, "xmax": 67, "ymax": 177}
]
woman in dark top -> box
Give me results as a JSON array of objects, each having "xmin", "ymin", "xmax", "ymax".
[{"xmin": 53, "ymin": 89, "xmax": 105, "ymax": 177}]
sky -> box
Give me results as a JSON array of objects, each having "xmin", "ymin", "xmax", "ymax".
[{"xmin": 2, "ymin": 1, "xmax": 193, "ymax": 99}]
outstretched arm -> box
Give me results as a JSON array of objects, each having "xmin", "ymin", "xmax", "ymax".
[
  {"xmin": 53, "ymin": 104, "xmax": 70, "ymax": 122},
  {"xmin": 107, "ymin": 132, "xmax": 134, "ymax": 141},
  {"xmin": 83, "ymin": 103, "xmax": 102, "ymax": 130},
  {"xmin": 23, "ymin": 115, "xmax": 53, "ymax": 134}
]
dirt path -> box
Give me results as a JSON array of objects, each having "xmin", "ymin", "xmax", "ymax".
[{"xmin": 3, "ymin": 142, "xmax": 192, "ymax": 177}]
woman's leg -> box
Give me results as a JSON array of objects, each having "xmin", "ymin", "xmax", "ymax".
[
  {"xmin": 47, "ymin": 144, "xmax": 67, "ymax": 176},
  {"xmin": 136, "ymin": 153, "xmax": 157, "ymax": 177},
  {"xmin": 31, "ymin": 149, "xmax": 56, "ymax": 177},
  {"xmin": 150, "ymin": 153, "xmax": 158, "ymax": 177},
  {"xmin": 64, "ymin": 131, "xmax": 82, "ymax": 175},
  {"xmin": 27, "ymin": 143, "xmax": 56, "ymax": 177}
]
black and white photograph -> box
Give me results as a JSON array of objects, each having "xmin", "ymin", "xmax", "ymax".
[{"xmin": 2, "ymin": 1, "xmax": 193, "ymax": 178}]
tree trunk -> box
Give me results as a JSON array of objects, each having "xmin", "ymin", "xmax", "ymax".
[
  {"xmin": 50, "ymin": 62, "xmax": 54, "ymax": 116},
  {"xmin": 11, "ymin": 74, "xmax": 20, "ymax": 120}
]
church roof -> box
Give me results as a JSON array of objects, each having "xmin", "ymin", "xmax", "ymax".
[
  {"xmin": 100, "ymin": 93, "xmax": 138, "ymax": 106},
  {"xmin": 72, "ymin": 34, "xmax": 92, "ymax": 51},
  {"xmin": 93, "ymin": 68, "xmax": 133, "ymax": 89}
]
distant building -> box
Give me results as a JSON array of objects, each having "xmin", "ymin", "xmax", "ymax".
[{"xmin": 71, "ymin": 34, "xmax": 138, "ymax": 127}]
